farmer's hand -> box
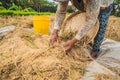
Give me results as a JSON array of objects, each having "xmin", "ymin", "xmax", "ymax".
[
  {"xmin": 63, "ymin": 38, "xmax": 78, "ymax": 53},
  {"xmin": 49, "ymin": 29, "xmax": 59, "ymax": 45}
]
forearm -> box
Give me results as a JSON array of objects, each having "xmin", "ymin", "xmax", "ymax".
[
  {"xmin": 75, "ymin": 0, "xmax": 100, "ymax": 40},
  {"xmin": 54, "ymin": 1, "xmax": 68, "ymax": 30},
  {"xmin": 75, "ymin": 13, "xmax": 98, "ymax": 40}
]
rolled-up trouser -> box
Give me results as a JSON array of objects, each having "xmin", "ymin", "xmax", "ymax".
[{"xmin": 92, "ymin": 4, "xmax": 113, "ymax": 52}]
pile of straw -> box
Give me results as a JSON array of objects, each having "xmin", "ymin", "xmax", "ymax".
[
  {"xmin": 0, "ymin": 12, "xmax": 120, "ymax": 80},
  {"xmin": 0, "ymin": 29, "xmax": 90, "ymax": 80},
  {"xmin": 0, "ymin": 13, "xmax": 94, "ymax": 80},
  {"xmin": 106, "ymin": 16, "xmax": 120, "ymax": 41}
]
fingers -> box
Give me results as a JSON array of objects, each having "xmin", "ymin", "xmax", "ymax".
[
  {"xmin": 63, "ymin": 42, "xmax": 72, "ymax": 53},
  {"xmin": 49, "ymin": 38, "xmax": 56, "ymax": 46},
  {"xmin": 49, "ymin": 39, "xmax": 53, "ymax": 46},
  {"xmin": 63, "ymin": 41, "xmax": 69, "ymax": 47},
  {"xmin": 49, "ymin": 35, "xmax": 58, "ymax": 46},
  {"xmin": 64, "ymin": 46, "xmax": 72, "ymax": 53}
]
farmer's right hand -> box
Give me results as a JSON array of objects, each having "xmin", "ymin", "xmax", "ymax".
[{"xmin": 49, "ymin": 29, "xmax": 59, "ymax": 45}]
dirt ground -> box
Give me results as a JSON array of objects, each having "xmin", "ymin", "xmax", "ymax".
[{"xmin": 0, "ymin": 15, "xmax": 120, "ymax": 80}]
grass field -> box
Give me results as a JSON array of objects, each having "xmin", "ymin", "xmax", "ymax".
[{"xmin": 0, "ymin": 10, "xmax": 53, "ymax": 15}]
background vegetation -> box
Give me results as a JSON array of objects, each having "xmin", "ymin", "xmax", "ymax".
[
  {"xmin": 0, "ymin": 0, "xmax": 119, "ymax": 16},
  {"xmin": 112, "ymin": 0, "xmax": 120, "ymax": 16}
]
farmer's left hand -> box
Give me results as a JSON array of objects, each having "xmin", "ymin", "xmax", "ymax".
[{"xmin": 63, "ymin": 38, "xmax": 78, "ymax": 53}]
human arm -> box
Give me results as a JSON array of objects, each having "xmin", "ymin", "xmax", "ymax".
[
  {"xmin": 50, "ymin": 1, "xmax": 69, "ymax": 45},
  {"xmin": 64, "ymin": 0, "xmax": 101, "ymax": 52},
  {"xmin": 75, "ymin": 0, "xmax": 100, "ymax": 40}
]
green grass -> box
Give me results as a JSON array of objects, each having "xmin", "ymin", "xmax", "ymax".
[
  {"xmin": 75, "ymin": 67, "xmax": 89, "ymax": 74},
  {"xmin": 0, "ymin": 10, "xmax": 53, "ymax": 15}
]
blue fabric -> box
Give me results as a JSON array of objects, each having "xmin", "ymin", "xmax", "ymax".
[{"xmin": 92, "ymin": 4, "xmax": 113, "ymax": 52}]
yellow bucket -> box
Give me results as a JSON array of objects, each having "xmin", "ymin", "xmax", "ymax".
[{"xmin": 33, "ymin": 16, "xmax": 50, "ymax": 34}]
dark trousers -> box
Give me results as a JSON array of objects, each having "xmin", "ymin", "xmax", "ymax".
[{"xmin": 92, "ymin": 4, "xmax": 113, "ymax": 52}]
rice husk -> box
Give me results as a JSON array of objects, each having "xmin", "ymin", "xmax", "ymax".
[
  {"xmin": 0, "ymin": 28, "xmax": 90, "ymax": 80},
  {"xmin": 0, "ymin": 13, "xmax": 120, "ymax": 80}
]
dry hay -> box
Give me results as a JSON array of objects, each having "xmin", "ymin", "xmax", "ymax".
[
  {"xmin": 0, "ymin": 13, "xmax": 94, "ymax": 80},
  {"xmin": 0, "ymin": 28, "xmax": 90, "ymax": 80},
  {"xmin": 0, "ymin": 15, "xmax": 55, "ymax": 29},
  {"xmin": 106, "ymin": 16, "xmax": 120, "ymax": 41},
  {"xmin": 0, "ymin": 15, "xmax": 34, "ymax": 28},
  {"xmin": 0, "ymin": 13, "xmax": 120, "ymax": 80},
  {"xmin": 0, "ymin": 14, "xmax": 120, "ymax": 41}
]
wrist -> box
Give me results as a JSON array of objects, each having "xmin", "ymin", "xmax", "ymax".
[
  {"xmin": 71, "ymin": 38, "xmax": 78, "ymax": 44},
  {"xmin": 52, "ymin": 29, "xmax": 59, "ymax": 35},
  {"xmin": 75, "ymin": 34, "xmax": 81, "ymax": 40}
]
